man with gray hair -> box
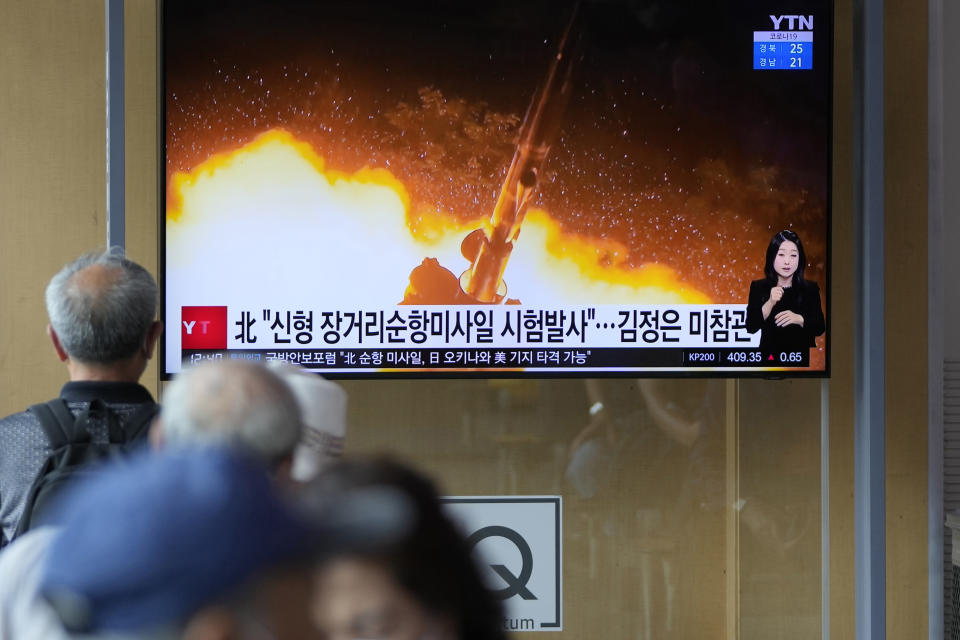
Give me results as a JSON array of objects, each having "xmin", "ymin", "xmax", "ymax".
[
  {"xmin": 151, "ymin": 359, "xmax": 303, "ymax": 479},
  {"xmin": 0, "ymin": 248, "xmax": 163, "ymax": 547},
  {"xmin": 0, "ymin": 356, "xmax": 304, "ymax": 638}
]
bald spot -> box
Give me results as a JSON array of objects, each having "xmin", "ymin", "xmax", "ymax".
[
  {"xmin": 67, "ymin": 263, "xmax": 124, "ymax": 302},
  {"xmin": 181, "ymin": 361, "xmax": 296, "ymax": 436}
]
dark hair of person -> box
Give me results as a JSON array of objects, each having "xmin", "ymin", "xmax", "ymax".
[
  {"xmin": 307, "ymin": 457, "xmax": 506, "ymax": 640},
  {"xmin": 763, "ymin": 229, "xmax": 807, "ymax": 288}
]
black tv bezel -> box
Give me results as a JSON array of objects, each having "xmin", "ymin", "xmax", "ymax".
[{"xmin": 157, "ymin": 0, "xmax": 833, "ymax": 381}]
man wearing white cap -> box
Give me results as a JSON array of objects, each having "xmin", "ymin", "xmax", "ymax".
[{"xmin": 267, "ymin": 362, "xmax": 347, "ymax": 483}]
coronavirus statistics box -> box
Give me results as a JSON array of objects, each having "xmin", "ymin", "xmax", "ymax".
[{"xmin": 753, "ymin": 14, "xmax": 815, "ymax": 70}]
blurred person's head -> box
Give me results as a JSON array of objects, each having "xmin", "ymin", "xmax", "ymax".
[
  {"xmin": 45, "ymin": 248, "xmax": 162, "ymax": 382},
  {"xmin": 38, "ymin": 446, "xmax": 322, "ymax": 640},
  {"xmin": 306, "ymin": 458, "xmax": 506, "ymax": 640},
  {"xmin": 267, "ymin": 362, "xmax": 347, "ymax": 482},
  {"xmin": 154, "ymin": 360, "xmax": 302, "ymax": 477}
]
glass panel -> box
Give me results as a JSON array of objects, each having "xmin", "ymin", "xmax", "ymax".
[
  {"xmin": 342, "ymin": 377, "xmax": 821, "ymax": 638},
  {"xmin": 739, "ymin": 379, "xmax": 821, "ymax": 639}
]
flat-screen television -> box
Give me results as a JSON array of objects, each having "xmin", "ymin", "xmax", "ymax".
[{"xmin": 162, "ymin": 0, "xmax": 832, "ymax": 377}]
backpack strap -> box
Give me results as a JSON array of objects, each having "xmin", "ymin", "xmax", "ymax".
[
  {"xmin": 14, "ymin": 400, "xmax": 158, "ymax": 541},
  {"xmin": 29, "ymin": 399, "xmax": 90, "ymax": 449},
  {"xmin": 121, "ymin": 402, "xmax": 160, "ymax": 443},
  {"xmin": 17, "ymin": 400, "xmax": 89, "ymax": 539}
]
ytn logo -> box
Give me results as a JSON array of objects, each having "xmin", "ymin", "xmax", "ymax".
[
  {"xmin": 769, "ymin": 15, "xmax": 813, "ymax": 30},
  {"xmin": 181, "ymin": 306, "xmax": 228, "ymax": 350}
]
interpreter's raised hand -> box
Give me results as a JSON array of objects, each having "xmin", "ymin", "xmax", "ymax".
[
  {"xmin": 769, "ymin": 286, "xmax": 784, "ymax": 304},
  {"xmin": 774, "ymin": 310, "xmax": 804, "ymax": 327}
]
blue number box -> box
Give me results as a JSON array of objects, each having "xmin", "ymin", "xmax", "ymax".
[{"xmin": 753, "ymin": 31, "xmax": 813, "ymax": 70}]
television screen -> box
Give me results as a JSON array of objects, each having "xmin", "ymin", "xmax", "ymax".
[{"xmin": 162, "ymin": 0, "xmax": 832, "ymax": 377}]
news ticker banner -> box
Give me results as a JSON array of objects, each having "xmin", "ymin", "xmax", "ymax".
[{"xmin": 176, "ymin": 304, "xmax": 813, "ymax": 373}]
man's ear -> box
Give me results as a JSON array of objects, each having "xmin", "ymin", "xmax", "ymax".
[
  {"xmin": 142, "ymin": 321, "xmax": 163, "ymax": 359},
  {"xmin": 47, "ymin": 325, "xmax": 69, "ymax": 362}
]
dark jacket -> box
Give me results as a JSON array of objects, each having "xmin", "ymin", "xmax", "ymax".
[
  {"xmin": 746, "ymin": 279, "xmax": 825, "ymax": 356},
  {"xmin": 0, "ymin": 381, "xmax": 156, "ymax": 547}
]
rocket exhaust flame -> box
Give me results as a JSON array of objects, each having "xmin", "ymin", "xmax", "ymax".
[
  {"xmin": 461, "ymin": 4, "xmax": 581, "ymax": 302},
  {"xmin": 167, "ymin": 129, "xmax": 709, "ymax": 309}
]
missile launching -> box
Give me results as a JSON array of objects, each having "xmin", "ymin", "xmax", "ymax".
[{"xmin": 459, "ymin": 5, "xmax": 580, "ymax": 302}]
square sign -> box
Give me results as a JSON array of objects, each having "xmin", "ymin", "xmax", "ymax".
[
  {"xmin": 442, "ymin": 496, "xmax": 562, "ymax": 632},
  {"xmin": 180, "ymin": 306, "xmax": 228, "ymax": 350}
]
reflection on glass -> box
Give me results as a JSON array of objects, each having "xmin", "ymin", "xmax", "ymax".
[
  {"xmin": 564, "ymin": 379, "xmax": 726, "ymax": 638},
  {"xmin": 342, "ymin": 377, "xmax": 821, "ymax": 639},
  {"xmin": 739, "ymin": 379, "xmax": 820, "ymax": 638}
]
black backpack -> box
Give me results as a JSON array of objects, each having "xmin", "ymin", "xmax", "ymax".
[{"xmin": 13, "ymin": 398, "xmax": 159, "ymax": 538}]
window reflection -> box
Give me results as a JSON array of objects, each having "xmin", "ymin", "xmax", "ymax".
[{"xmin": 341, "ymin": 377, "xmax": 821, "ymax": 639}]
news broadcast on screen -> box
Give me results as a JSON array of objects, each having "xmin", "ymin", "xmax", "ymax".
[{"xmin": 162, "ymin": 0, "xmax": 831, "ymax": 377}]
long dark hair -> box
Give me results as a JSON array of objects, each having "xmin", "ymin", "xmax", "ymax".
[
  {"xmin": 763, "ymin": 229, "xmax": 807, "ymax": 288},
  {"xmin": 306, "ymin": 457, "xmax": 506, "ymax": 640}
]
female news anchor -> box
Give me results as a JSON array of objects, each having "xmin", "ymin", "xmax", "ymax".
[{"xmin": 746, "ymin": 230, "xmax": 825, "ymax": 360}]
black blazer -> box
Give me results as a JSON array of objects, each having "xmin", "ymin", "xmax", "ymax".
[{"xmin": 746, "ymin": 279, "xmax": 825, "ymax": 355}]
